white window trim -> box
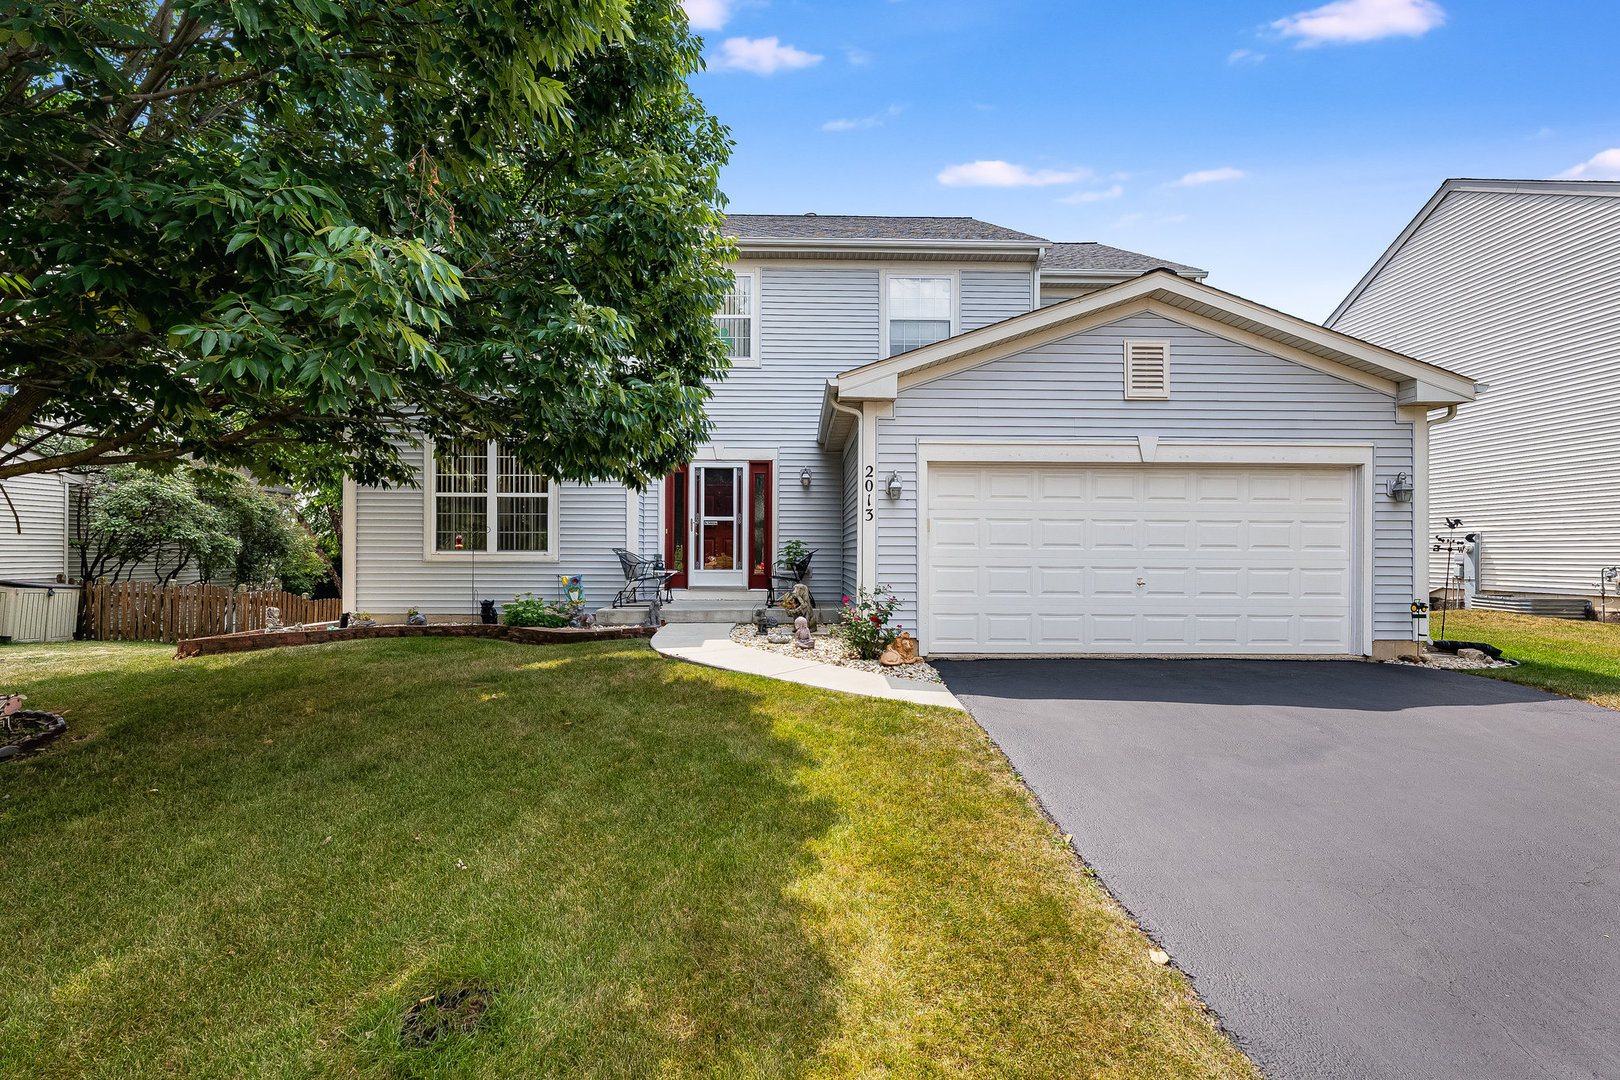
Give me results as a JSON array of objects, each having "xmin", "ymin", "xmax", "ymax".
[
  {"xmin": 880, "ymin": 268, "xmax": 959, "ymax": 360},
  {"xmin": 719, "ymin": 267, "xmax": 761, "ymax": 368},
  {"xmin": 421, "ymin": 439, "xmax": 561, "ymax": 562},
  {"xmin": 1123, "ymin": 339, "xmax": 1171, "ymax": 400}
]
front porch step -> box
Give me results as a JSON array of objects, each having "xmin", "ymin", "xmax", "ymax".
[{"xmin": 595, "ymin": 589, "xmax": 826, "ymax": 627}]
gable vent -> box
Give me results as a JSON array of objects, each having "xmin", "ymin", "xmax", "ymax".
[{"xmin": 1124, "ymin": 340, "xmax": 1170, "ymax": 400}]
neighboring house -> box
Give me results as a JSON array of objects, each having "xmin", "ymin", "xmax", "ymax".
[
  {"xmin": 1329, "ymin": 179, "xmax": 1620, "ymax": 602},
  {"xmin": 345, "ymin": 214, "xmax": 1476, "ymax": 658},
  {"xmin": 0, "ymin": 462, "xmax": 74, "ymax": 581}
]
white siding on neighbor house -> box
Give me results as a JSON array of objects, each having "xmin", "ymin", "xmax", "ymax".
[
  {"xmin": 0, "ymin": 471, "xmax": 70, "ymax": 581},
  {"xmin": 1331, "ymin": 186, "xmax": 1620, "ymax": 597},
  {"xmin": 841, "ymin": 433, "xmax": 858, "ymax": 599},
  {"xmin": 352, "ymin": 442, "xmax": 635, "ymax": 616},
  {"xmin": 960, "ymin": 269, "xmax": 1033, "ymax": 331},
  {"xmin": 679, "ymin": 265, "xmax": 882, "ymax": 598},
  {"xmin": 875, "ymin": 311, "xmax": 1417, "ymax": 644}
]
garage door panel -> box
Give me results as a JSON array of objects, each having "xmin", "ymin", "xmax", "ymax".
[{"xmin": 927, "ymin": 463, "xmax": 1356, "ymax": 655}]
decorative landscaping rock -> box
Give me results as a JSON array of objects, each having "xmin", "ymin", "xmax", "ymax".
[
  {"xmin": 1456, "ymin": 647, "xmax": 1487, "ymax": 661},
  {"xmin": 779, "ymin": 584, "xmax": 816, "ymax": 629},
  {"xmin": 729, "ymin": 624, "xmax": 944, "ymax": 683}
]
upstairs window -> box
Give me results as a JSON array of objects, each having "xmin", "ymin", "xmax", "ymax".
[
  {"xmin": 433, "ymin": 440, "xmax": 552, "ymax": 554},
  {"xmin": 716, "ymin": 272, "xmax": 757, "ymax": 365},
  {"xmin": 888, "ymin": 275, "xmax": 953, "ymax": 356}
]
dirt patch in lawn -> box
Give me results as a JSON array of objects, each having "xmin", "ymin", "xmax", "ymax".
[{"xmin": 400, "ymin": 981, "xmax": 496, "ymax": 1048}]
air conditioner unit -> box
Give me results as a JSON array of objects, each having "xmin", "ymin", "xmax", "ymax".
[{"xmin": 0, "ymin": 582, "xmax": 79, "ymax": 643}]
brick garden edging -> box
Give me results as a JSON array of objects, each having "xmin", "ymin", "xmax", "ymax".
[{"xmin": 174, "ymin": 622, "xmax": 658, "ymax": 659}]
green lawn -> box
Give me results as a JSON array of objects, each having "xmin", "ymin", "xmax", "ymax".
[
  {"xmin": 1437, "ymin": 609, "xmax": 1620, "ymax": 710},
  {"xmin": 0, "ymin": 639, "xmax": 1256, "ymax": 1079}
]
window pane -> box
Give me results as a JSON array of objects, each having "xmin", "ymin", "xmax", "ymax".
[
  {"xmin": 497, "ymin": 496, "xmax": 548, "ymax": 552},
  {"xmin": 496, "ymin": 443, "xmax": 547, "ymax": 494},
  {"xmin": 435, "ymin": 496, "xmax": 487, "ymax": 551},
  {"xmin": 435, "ymin": 439, "xmax": 487, "ymax": 494},
  {"xmin": 717, "ymin": 316, "xmax": 752, "ymax": 360},
  {"xmin": 719, "ymin": 274, "xmax": 751, "ymax": 317},
  {"xmin": 888, "ymin": 276, "xmax": 951, "ymax": 320},
  {"xmin": 752, "ymin": 471, "xmax": 768, "ymax": 577},
  {"xmin": 889, "ymin": 319, "xmax": 952, "ymax": 356}
]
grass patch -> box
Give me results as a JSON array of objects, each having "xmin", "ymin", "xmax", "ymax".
[
  {"xmin": 0, "ymin": 639, "xmax": 1256, "ymax": 1079},
  {"xmin": 1435, "ymin": 610, "xmax": 1620, "ymax": 710}
]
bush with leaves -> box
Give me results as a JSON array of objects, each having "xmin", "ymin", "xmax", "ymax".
[
  {"xmin": 834, "ymin": 586, "xmax": 902, "ymax": 661},
  {"xmin": 501, "ymin": 594, "xmax": 583, "ymax": 629}
]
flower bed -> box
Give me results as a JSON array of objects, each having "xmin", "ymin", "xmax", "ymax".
[{"xmin": 729, "ymin": 624, "xmax": 943, "ymax": 683}]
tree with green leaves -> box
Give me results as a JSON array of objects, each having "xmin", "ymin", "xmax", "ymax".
[
  {"xmin": 72, "ymin": 463, "xmax": 329, "ymax": 588},
  {"xmin": 1, "ymin": 0, "xmax": 732, "ymax": 488}
]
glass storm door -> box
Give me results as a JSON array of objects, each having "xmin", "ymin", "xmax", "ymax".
[{"xmin": 690, "ymin": 465, "xmax": 745, "ymax": 586}]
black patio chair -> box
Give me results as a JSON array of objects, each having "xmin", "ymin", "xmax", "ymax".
[
  {"xmin": 767, "ymin": 549, "xmax": 815, "ymax": 608},
  {"xmin": 612, "ymin": 547, "xmax": 675, "ymax": 608}
]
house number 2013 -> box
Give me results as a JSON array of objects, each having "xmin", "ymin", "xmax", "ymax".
[{"xmin": 864, "ymin": 465, "xmax": 875, "ymax": 521}]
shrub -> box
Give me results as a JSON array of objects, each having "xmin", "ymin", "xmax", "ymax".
[
  {"xmin": 501, "ymin": 593, "xmax": 581, "ymax": 629},
  {"xmin": 834, "ymin": 586, "xmax": 901, "ymax": 660}
]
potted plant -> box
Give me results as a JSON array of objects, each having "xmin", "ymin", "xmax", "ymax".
[
  {"xmin": 351, "ymin": 611, "xmax": 377, "ymax": 628},
  {"xmin": 405, "ymin": 606, "xmax": 427, "ymax": 626}
]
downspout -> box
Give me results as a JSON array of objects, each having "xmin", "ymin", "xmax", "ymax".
[{"xmin": 827, "ymin": 386, "xmax": 864, "ymax": 591}]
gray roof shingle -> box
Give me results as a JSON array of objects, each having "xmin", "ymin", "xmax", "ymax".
[
  {"xmin": 1043, "ymin": 241, "xmax": 1205, "ymax": 277},
  {"xmin": 724, "ymin": 214, "xmax": 1048, "ymax": 242}
]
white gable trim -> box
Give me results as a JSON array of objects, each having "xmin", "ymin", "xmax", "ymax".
[
  {"xmin": 892, "ymin": 298, "xmax": 1397, "ymax": 397},
  {"xmin": 836, "ymin": 270, "xmax": 1473, "ymax": 406}
]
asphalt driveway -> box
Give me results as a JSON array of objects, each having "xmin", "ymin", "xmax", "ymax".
[{"xmin": 934, "ymin": 659, "xmax": 1620, "ymax": 1080}]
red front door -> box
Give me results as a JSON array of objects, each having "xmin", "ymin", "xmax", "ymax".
[{"xmin": 662, "ymin": 461, "xmax": 772, "ymax": 591}]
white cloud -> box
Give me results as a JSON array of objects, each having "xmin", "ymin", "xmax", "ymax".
[
  {"xmin": 845, "ymin": 47, "xmax": 873, "ymax": 66},
  {"xmin": 823, "ymin": 104, "xmax": 904, "ymax": 132},
  {"xmin": 937, "ymin": 160, "xmax": 1091, "ymax": 188},
  {"xmin": 1228, "ymin": 48, "xmax": 1266, "ymax": 64},
  {"xmin": 1057, "ymin": 184, "xmax": 1125, "ymax": 204},
  {"xmin": 681, "ymin": 0, "xmax": 733, "ymax": 32},
  {"xmin": 1272, "ymin": 0, "xmax": 1445, "ymax": 46},
  {"xmin": 1559, "ymin": 149, "xmax": 1620, "ymax": 180},
  {"xmin": 713, "ymin": 36, "xmax": 823, "ymax": 75},
  {"xmin": 1171, "ymin": 166, "xmax": 1247, "ymax": 187}
]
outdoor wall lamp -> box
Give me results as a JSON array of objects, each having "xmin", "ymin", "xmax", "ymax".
[
  {"xmin": 885, "ymin": 472, "xmax": 903, "ymax": 499},
  {"xmin": 1387, "ymin": 471, "xmax": 1414, "ymax": 503},
  {"xmin": 799, "ymin": 466, "xmax": 812, "ymax": 488}
]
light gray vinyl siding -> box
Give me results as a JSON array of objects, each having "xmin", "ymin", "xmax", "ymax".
[
  {"xmin": 841, "ymin": 434, "xmax": 858, "ymax": 599},
  {"xmin": 1331, "ymin": 187, "xmax": 1620, "ymax": 596},
  {"xmin": 877, "ymin": 311, "xmax": 1416, "ymax": 643},
  {"xmin": 960, "ymin": 269, "xmax": 1034, "ymax": 330},
  {"xmin": 352, "ymin": 443, "xmax": 633, "ymax": 616},
  {"xmin": 0, "ymin": 470, "xmax": 70, "ymax": 580},
  {"xmin": 688, "ymin": 266, "xmax": 881, "ymax": 598}
]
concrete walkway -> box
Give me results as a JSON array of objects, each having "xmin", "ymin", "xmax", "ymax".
[{"xmin": 650, "ymin": 623, "xmax": 964, "ymax": 710}]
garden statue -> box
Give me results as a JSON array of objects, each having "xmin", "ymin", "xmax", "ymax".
[
  {"xmin": 480, "ymin": 599, "xmax": 498, "ymax": 625},
  {"xmin": 780, "ymin": 583, "xmax": 816, "ymax": 629},
  {"xmin": 893, "ymin": 632, "xmax": 918, "ymax": 663},
  {"xmin": 753, "ymin": 606, "xmax": 779, "ymax": 634},
  {"xmin": 264, "ymin": 606, "xmax": 283, "ymax": 631},
  {"xmin": 793, "ymin": 615, "xmax": 814, "ymax": 649},
  {"xmin": 406, "ymin": 609, "xmax": 428, "ymax": 626}
]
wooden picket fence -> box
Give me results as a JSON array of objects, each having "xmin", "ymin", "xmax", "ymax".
[{"xmin": 81, "ymin": 581, "xmax": 342, "ymax": 643}]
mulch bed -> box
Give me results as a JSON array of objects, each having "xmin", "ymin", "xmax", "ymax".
[{"xmin": 175, "ymin": 622, "xmax": 656, "ymax": 659}]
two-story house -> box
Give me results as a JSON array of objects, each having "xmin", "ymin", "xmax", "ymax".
[{"xmin": 342, "ymin": 214, "xmax": 1477, "ymax": 659}]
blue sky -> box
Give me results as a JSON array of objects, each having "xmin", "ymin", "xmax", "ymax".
[{"xmin": 681, "ymin": 0, "xmax": 1620, "ymax": 320}]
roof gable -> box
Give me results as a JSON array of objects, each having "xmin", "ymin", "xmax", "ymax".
[
  {"xmin": 832, "ymin": 270, "xmax": 1476, "ymax": 409},
  {"xmin": 1328, "ymin": 178, "xmax": 1620, "ymax": 325},
  {"xmin": 1042, "ymin": 241, "xmax": 1206, "ymax": 279}
]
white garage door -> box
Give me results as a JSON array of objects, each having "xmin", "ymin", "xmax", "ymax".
[{"xmin": 925, "ymin": 464, "xmax": 1357, "ymax": 655}]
